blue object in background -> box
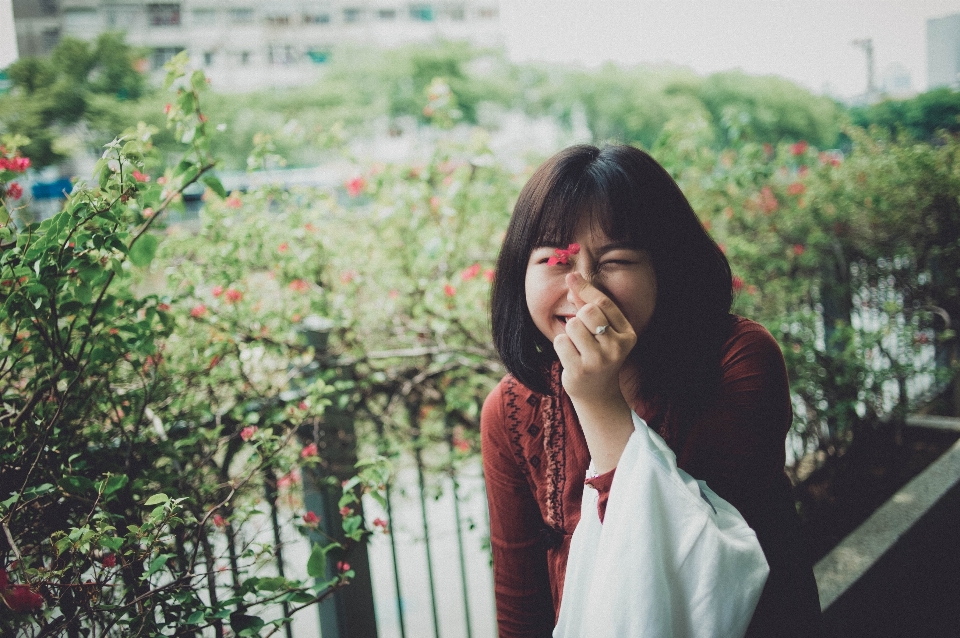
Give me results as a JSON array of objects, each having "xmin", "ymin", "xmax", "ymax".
[{"xmin": 31, "ymin": 178, "xmax": 73, "ymax": 200}]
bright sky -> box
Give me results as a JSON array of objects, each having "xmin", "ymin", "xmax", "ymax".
[{"xmin": 501, "ymin": 1, "xmax": 960, "ymax": 99}]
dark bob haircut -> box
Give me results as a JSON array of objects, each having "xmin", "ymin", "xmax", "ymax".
[{"xmin": 491, "ymin": 144, "xmax": 733, "ymax": 428}]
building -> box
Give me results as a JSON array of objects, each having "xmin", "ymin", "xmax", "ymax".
[
  {"xmin": 10, "ymin": 0, "xmax": 502, "ymax": 91},
  {"xmin": 927, "ymin": 13, "xmax": 960, "ymax": 90}
]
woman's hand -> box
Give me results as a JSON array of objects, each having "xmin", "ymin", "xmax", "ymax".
[{"xmin": 554, "ymin": 272, "xmax": 638, "ymax": 473}]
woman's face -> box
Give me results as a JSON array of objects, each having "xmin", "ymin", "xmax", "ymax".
[{"xmin": 524, "ymin": 222, "xmax": 657, "ymax": 348}]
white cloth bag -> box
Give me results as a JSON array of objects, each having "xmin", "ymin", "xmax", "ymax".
[{"xmin": 554, "ymin": 412, "xmax": 769, "ymax": 638}]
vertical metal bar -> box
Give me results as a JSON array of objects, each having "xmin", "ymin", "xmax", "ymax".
[
  {"xmin": 384, "ymin": 481, "xmax": 408, "ymax": 638},
  {"xmin": 448, "ymin": 438, "xmax": 474, "ymax": 638},
  {"xmin": 414, "ymin": 444, "xmax": 442, "ymax": 638}
]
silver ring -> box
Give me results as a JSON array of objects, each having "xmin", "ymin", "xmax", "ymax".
[{"xmin": 594, "ymin": 324, "xmax": 609, "ymax": 336}]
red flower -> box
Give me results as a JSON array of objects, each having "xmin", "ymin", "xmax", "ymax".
[
  {"xmin": 212, "ymin": 285, "xmax": 223, "ymax": 297},
  {"xmin": 483, "ymin": 268, "xmax": 495, "ymax": 283},
  {"xmin": 787, "ymin": 182, "xmax": 806, "ymax": 196},
  {"xmin": 288, "ymin": 279, "xmax": 309, "ymax": 292},
  {"xmin": 164, "ymin": 103, "xmax": 172, "ymax": 114},
  {"xmin": 198, "ymin": 113, "xmax": 208, "ymax": 123},
  {"xmin": 212, "ymin": 514, "xmax": 226, "ymax": 528},
  {"xmin": 158, "ymin": 303, "xmax": 171, "ymax": 311},
  {"xmin": 278, "ymin": 242, "xmax": 289, "ymax": 253},
  {"xmin": 298, "ymin": 401, "xmax": 308, "ymax": 411},
  {"xmin": 132, "ymin": 170, "xmax": 150, "ymax": 183},
  {"xmin": 373, "ymin": 517, "xmax": 389, "ymax": 531},
  {"xmin": 301, "ymin": 443, "xmax": 319, "ymax": 458},
  {"xmin": 346, "ymin": 176, "xmax": 366, "ymax": 197},
  {"xmin": 337, "ymin": 561, "xmax": 351, "ymax": 573},
  {"xmin": 190, "ymin": 304, "xmax": 207, "ymax": 318},
  {"xmin": 225, "ymin": 194, "xmax": 242, "ymax": 209},
  {"xmin": 793, "ymin": 244, "xmax": 805, "ymax": 256},
  {"xmin": 460, "ymin": 263, "xmax": 481, "ymax": 281},
  {"xmin": 547, "ymin": 243, "xmax": 580, "ymax": 266},
  {"xmin": 790, "ymin": 140, "xmax": 808, "ymax": 156},
  {"xmin": 303, "ymin": 511, "xmax": 320, "ymax": 526},
  {"xmin": 339, "ymin": 506, "xmax": 352, "ymax": 517},
  {"xmin": 759, "ymin": 187, "xmax": 778, "ymax": 214},
  {"xmin": 224, "ymin": 288, "xmax": 242, "ymax": 303},
  {"xmin": 444, "ymin": 284, "xmax": 456, "ymax": 297},
  {"xmin": 2, "ymin": 584, "xmax": 44, "ymax": 613},
  {"xmin": 240, "ymin": 426, "xmax": 257, "ymax": 441},
  {"xmin": 453, "ymin": 437, "xmax": 470, "ymax": 453},
  {"xmin": 732, "ymin": 276, "xmax": 744, "ymax": 292},
  {"xmin": 102, "ymin": 554, "xmax": 117, "ymax": 568},
  {"xmin": 6, "ymin": 182, "xmax": 22, "ymax": 200}
]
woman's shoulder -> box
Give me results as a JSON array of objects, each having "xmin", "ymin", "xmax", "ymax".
[
  {"xmin": 720, "ymin": 316, "xmax": 786, "ymax": 375},
  {"xmin": 483, "ymin": 374, "xmax": 544, "ymax": 419}
]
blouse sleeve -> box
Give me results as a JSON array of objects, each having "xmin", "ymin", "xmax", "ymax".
[{"xmin": 481, "ymin": 381, "xmax": 556, "ymax": 637}]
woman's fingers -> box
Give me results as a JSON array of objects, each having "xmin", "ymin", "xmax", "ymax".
[{"xmin": 565, "ymin": 273, "xmax": 632, "ymax": 334}]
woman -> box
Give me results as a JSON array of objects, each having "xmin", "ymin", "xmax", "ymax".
[{"xmin": 482, "ymin": 145, "xmax": 822, "ymax": 637}]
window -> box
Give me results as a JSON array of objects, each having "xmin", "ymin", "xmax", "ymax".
[
  {"xmin": 41, "ymin": 28, "xmax": 61, "ymax": 54},
  {"xmin": 203, "ymin": 51, "xmax": 215, "ymax": 66},
  {"xmin": 307, "ymin": 49, "xmax": 330, "ymax": 63},
  {"xmin": 152, "ymin": 46, "xmax": 185, "ymax": 70},
  {"xmin": 229, "ymin": 8, "xmax": 254, "ymax": 24},
  {"xmin": 106, "ymin": 5, "xmax": 141, "ymax": 28},
  {"xmin": 38, "ymin": 0, "xmax": 58, "ymax": 16},
  {"xmin": 239, "ymin": 51, "xmax": 251, "ymax": 65},
  {"xmin": 268, "ymin": 45, "xmax": 296, "ymax": 64},
  {"xmin": 303, "ymin": 13, "xmax": 330, "ymax": 24},
  {"xmin": 266, "ymin": 15, "xmax": 291, "ymax": 26},
  {"xmin": 378, "ymin": 9, "xmax": 396, "ymax": 20},
  {"xmin": 343, "ymin": 8, "xmax": 362, "ymax": 23},
  {"xmin": 409, "ymin": 4, "xmax": 433, "ymax": 21},
  {"xmin": 148, "ymin": 4, "xmax": 181, "ymax": 26},
  {"xmin": 192, "ymin": 8, "xmax": 216, "ymax": 25}
]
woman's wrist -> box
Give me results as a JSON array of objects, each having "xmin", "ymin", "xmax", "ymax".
[{"xmin": 570, "ymin": 396, "xmax": 634, "ymax": 474}]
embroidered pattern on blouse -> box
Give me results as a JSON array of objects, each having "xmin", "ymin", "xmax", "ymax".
[
  {"xmin": 503, "ymin": 376, "xmax": 530, "ymax": 476},
  {"xmin": 541, "ymin": 371, "xmax": 567, "ymax": 532}
]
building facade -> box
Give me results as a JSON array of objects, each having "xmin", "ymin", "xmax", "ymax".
[
  {"xmin": 11, "ymin": 0, "xmax": 501, "ymax": 91},
  {"xmin": 927, "ymin": 13, "xmax": 960, "ymax": 90}
]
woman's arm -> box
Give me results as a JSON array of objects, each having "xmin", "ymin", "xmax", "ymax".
[{"xmin": 481, "ymin": 380, "xmax": 556, "ymax": 637}]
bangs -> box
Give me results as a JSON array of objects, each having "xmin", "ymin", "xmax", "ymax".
[{"xmin": 527, "ymin": 162, "xmax": 652, "ymax": 251}]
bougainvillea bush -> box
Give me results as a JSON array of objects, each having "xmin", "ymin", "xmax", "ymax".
[{"xmin": 0, "ymin": 57, "xmax": 384, "ymax": 637}]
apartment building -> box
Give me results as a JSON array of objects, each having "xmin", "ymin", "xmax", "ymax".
[{"xmin": 11, "ymin": 0, "xmax": 502, "ymax": 90}]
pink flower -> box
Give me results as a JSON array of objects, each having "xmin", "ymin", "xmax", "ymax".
[
  {"xmin": 225, "ymin": 194, "xmax": 242, "ymax": 209},
  {"xmin": 483, "ymin": 268, "xmax": 495, "ymax": 283},
  {"xmin": 732, "ymin": 276, "xmax": 744, "ymax": 292},
  {"xmin": 224, "ymin": 288, "xmax": 242, "ymax": 303},
  {"xmin": 793, "ymin": 244, "xmax": 805, "ymax": 256},
  {"xmin": 790, "ymin": 140, "xmax": 809, "ymax": 156},
  {"xmin": 240, "ymin": 426, "xmax": 258, "ymax": 441},
  {"xmin": 158, "ymin": 303, "xmax": 171, "ymax": 311},
  {"xmin": 547, "ymin": 243, "xmax": 580, "ymax": 266},
  {"xmin": 277, "ymin": 469, "xmax": 300, "ymax": 489},
  {"xmin": 278, "ymin": 242, "xmax": 289, "ymax": 253},
  {"xmin": 6, "ymin": 183, "xmax": 22, "ymax": 200},
  {"xmin": 132, "ymin": 170, "xmax": 150, "ymax": 182},
  {"xmin": 346, "ymin": 176, "xmax": 366, "ymax": 197},
  {"xmin": 2, "ymin": 584, "xmax": 44, "ymax": 613},
  {"xmin": 102, "ymin": 554, "xmax": 117, "ymax": 568},
  {"xmin": 301, "ymin": 443, "xmax": 318, "ymax": 458},
  {"xmin": 444, "ymin": 284, "xmax": 456, "ymax": 297},
  {"xmin": 298, "ymin": 401, "xmax": 308, "ymax": 410},
  {"xmin": 460, "ymin": 263, "xmax": 481, "ymax": 281},
  {"xmin": 303, "ymin": 511, "xmax": 320, "ymax": 526},
  {"xmin": 288, "ymin": 279, "xmax": 309, "ymax": 292},
  {"xmin": 142, "ymin": 207, "xmax": 154, "ymax": 218},
  {"xmin": 190, "ymin": 304, "xmax": 207, "ymax": 318},
  {"xmin": 787, "ymin": 182, "xmax": 806, "ymax": 196},
  {"xmin": 388, "ymin": 289, "xmax": 399, "ymax": 299},
  {"xmin": 340, "ymin": 270, "xmax": 357, "ymax": 284},
  {"xmin": 373, "ymin": 517, "xmax": 388, "ymax": 531},
  {"xmin": 212, "ymin": 285, "xmax": 223, "ymax": 297},
  {"xmin": 339, "ymin": 506, "xmax": 352, "ymax": 517},
  {"xmin": 212, "ymin": 514, "xmax": 226, "ymax": 528},
  {"xmin": 759, "ymin": 187, "xmax": 778, "ymax": 214},
  {"xmin": 337, "ymin": 561, "xmax": 351, "ymax": 573},
  {"xmin": 164, "ymin": 103, "xmax": 172, "ymax": 114}
]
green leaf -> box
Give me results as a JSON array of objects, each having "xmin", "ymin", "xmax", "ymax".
[
  {"xmin": 190, "ymin": 70, "xmax": 207, "ymax": 92},
  {"xmin": 96, "ymin": 474, "xmax": 128, "ymax": 496},
  {"xmin": 143, "ymin": 493, "xmax": 169, "ymax": 506},
  {"xmin": 306, "ymin": 543, "xmax": 326, "ymax": 579},
  {"xmin": 186, "ymin": 611, "xmax": 205, "ymax": 625},
  {"xmin": 202, "ymin": 175, "xmax": 227, "ymax": 198},
  {"xmin": 58, "ymin": 476, "xmax": 95, "ymax": 495},
  {"xmin": 255, "ymin": 576, "xmax": 287, "ymax": 592},
  {"xmin": 145, "ymin": 553, "xmax": 173, "ymax": 578},
  {"xmin": 129, "ymin": 234, "xmax": 159, "ymax": 268},
  {"xmin": 100, "ymin": 536, "xmax": 123, "ymax": 551}
]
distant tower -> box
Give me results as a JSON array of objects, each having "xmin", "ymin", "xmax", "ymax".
[
  {"xmin": 852, "ymin": 37, "xmax": 876, "ymax": 95},
  {"xmin": 927, "ymin": 13, "xmax": 960, "ymax": 89}
]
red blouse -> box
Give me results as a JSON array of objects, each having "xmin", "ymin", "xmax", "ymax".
[{"xmin": 481, "ymin": 317, "xmax": 822, "ymax": 637}]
